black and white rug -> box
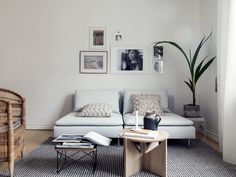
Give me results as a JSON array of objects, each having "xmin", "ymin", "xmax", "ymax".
[{"xmin": 1, "ymin": 140, "xmax": 236, "ymax": 177}]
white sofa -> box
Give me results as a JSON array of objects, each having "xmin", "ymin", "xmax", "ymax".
[
  {"xmin": 54, "ymin": 89, "xmax": 123, "ymax": 138},
  {"xmin": 123, "ymin": 89, "xmax": 195, "ymax": 140},
  {"xmin": 54, "ymin": 89, "xmax": 196, "ymax": 145}
]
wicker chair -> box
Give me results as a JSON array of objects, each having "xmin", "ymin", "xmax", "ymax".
[{"xmin": 0, "ymin": 88, "xmax": 25, "ymax": 177}]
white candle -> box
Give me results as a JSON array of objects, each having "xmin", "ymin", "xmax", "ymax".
[{"xmin": 135, "ymin": 111, "xmax": 139, "ymax": 129}]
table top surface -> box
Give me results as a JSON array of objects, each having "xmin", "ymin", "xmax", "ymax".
[{"xmin": 120, "ymin": 129, "xmax": 169, "ymax": 143}]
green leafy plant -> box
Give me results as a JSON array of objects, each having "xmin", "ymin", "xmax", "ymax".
[{"xmin": 154, "ymin": 33, "xmax": 216, "ymax": 105}]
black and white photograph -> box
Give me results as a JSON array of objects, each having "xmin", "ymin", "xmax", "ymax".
[
  {"xmin": 154, "ymin": 46, "xmax": 163, "ymax": 59},
  {"xmin": 120, "ymin": 49, "xmax": 143, "ymax": 71},
  {"xmin": 153, "ymin": 60, "xmax": 163, "ymax": 74},
  {"xmin": 115, "ymin": 34, "xmax": 122, "ymax": 41},
  {"xmin": 80, "ymin": 51, "xmax": 107, "ymax": 74},
  {"xmin": 84, "ymin": 56, "xmax": 103, "ymax": 69},
  {"xmin": 115, "ymin": 31, "xmax": 122, "ymax": 42},
  {"xmin": 111, "ymin": 47, "xmax": 148, "ymax": 74},
  {"xmin": 89, "ymin": 27, "xmax": 106, "ymax": 49}
]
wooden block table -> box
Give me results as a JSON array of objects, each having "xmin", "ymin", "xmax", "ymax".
[{"xmin": 120, "ymin": 130, "xmax": 169, "ymax": 177}]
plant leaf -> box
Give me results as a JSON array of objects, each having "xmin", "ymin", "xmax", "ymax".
[
  {"xmin": 195, "ymin": 57, "xmax": 216, "ymax": 83},
  {"xmin": 189, "ymin": 49, "xmax": 192, "ymax": 63},
  {"xmin": 154, "ymin": 41, "xmax": 190, "ymax": 69},
  {"xmin": 190, "ymin": 36, "xmax": 205, "ymax": 78},
  {"xmin": 184, "ymin": 80, "xmax": 193, "ymax": 92},
  {"xmin": 194, "ymin": 56, "xmax": 208, "ymax": 83},
  {"xmin": 191, "ymin": 33, "xmax": 212, "ymax": 79}
]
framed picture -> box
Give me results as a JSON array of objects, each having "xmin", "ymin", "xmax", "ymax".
[
  {"xmin": 114, "ymin": 31, "xmax": 123, "ymax": 42},
  {"xmin": 89, "ymin": 27, "xmax": 106, "ymax": 49},
  {"xmin": 110, "ymin": 46, "xmax": 148, "ymax": 74},
  {"xmin": 79, "ymin": 51, "xmax": 108, "ymax": 74},
  {"xmin": 152, "ymin": 60, "xmax": 163, "ymax": 74},
  {"xmin": 153, "ymin": 46, "xmax": 163, "ymax": 60}
]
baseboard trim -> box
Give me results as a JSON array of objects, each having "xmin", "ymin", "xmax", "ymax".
[
  {"xmin": 206, "ymin": 130, "xmax": 219, "ymax": 143},
  {"xmin": 26, "ymin": 125, "xmax": 53, "ymax": 130}
]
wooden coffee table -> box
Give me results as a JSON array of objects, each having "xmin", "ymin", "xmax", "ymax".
[{"xmin": 120, "ymin": 130, "xmax": 169, "ymax": 177}]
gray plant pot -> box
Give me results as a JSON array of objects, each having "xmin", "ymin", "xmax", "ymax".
[{"xmin": 184, "ymin": 104, "xmax": 200, "ymax": 117}]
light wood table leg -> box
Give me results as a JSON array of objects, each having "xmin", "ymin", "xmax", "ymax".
[
  {"xmin": 123, "ymin": 139, "xmax": 143, "ymax": 177},
  {"xmin": 143, "ymin": 139, "xmax": 167, "ymax": 177},
  {"xmin": 123, "ymin": 139, "xmax": 167, "ymax": 177}
]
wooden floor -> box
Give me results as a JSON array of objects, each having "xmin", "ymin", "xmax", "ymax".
[
  {"xmin": 0, "ymin": 130, "xmax": 52, "ymax": 173},
  {"xmin": 0, "ymin": 130, "xmax": 219, "ymax": 174}
]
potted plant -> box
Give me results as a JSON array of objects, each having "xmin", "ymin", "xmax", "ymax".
[{"xmin": 154, "ymin": 33, "xmax": 216, "ymax": 117}]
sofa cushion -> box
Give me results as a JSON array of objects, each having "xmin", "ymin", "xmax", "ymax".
[
  {"xmin": 123, "ymin": 112, "xmax": 193, "ymax": 126},
  {"xmin": 77, "ymin": 103, "xmax": 112, "ymax": 117},
  {"xmin": 55, "ymin": 112, "xmax": 123, "ymax": 126},
  {"xmin": 74, "ymin": 89, "xmax": 120, "ymax": 113},
  {"xmin": 132, "ymin": 94, "xmax": 162, "ymax": 115},
  {"xmin": 123, "ymin": 89, "xmax": 169, "ymax": 114}
]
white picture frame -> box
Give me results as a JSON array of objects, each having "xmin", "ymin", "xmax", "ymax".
[
  {"xmin": 152, "ymin": 45, "xmax": 164, "ymax": 74},
  {"xmin": 152, "ymin": 60, "xmax": 164, "ymax": 74},
  {"xmin": 89, "ymin": 27, "xmax": 106, "ymax": 49},
  {"xmin": 110, "ymin": 46, "xmax": 148, "ymax": 74},
  {"xmin": 80, "ymin": 51, "xmax": 108, "ymax": 74}
]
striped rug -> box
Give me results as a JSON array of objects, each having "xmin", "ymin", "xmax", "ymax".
[{"xmin": 1, "ymin": 140, "xmax": 236, "ymax": 177}]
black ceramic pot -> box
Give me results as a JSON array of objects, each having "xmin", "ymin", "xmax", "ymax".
[{"xmin": 143, "ymin": 113, "xmax": 161, "ymax": 130}]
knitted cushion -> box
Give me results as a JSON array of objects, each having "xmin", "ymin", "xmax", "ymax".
[
  {"xmin": 132, "ymin": 94, "xmax": 162, "ymax": 115},
  {"xmin": 77, "ymin": 103, "xmax": 113, "ymax": 117}
]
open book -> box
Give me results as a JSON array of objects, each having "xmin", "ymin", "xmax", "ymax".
[{"xmin": 53, "ymin": 131, "xmax": 112, "ymax": 146}]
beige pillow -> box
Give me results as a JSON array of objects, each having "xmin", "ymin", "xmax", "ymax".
[
  {"xmin": 77, "ymin": 103, "xmax": 113, "ymax": 117},
  {"xmin": 132, "ymin": 94, "xmax": 162, "ymax": 115}
]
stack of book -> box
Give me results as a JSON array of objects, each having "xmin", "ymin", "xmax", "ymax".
[
  {"xmin": 123, "ymin": 129, "xmax": 158, "ymax": 139},
  {"xmin": 52, "ymin": 131, "xmax": 112, "ymax": 148},
  {"xmin": 56, "ymin": 142, "xmax": 94, "ymax": 149},
  {"xmin": 53, "ymin": 134, "xmax": 94, "ymax": 148}
]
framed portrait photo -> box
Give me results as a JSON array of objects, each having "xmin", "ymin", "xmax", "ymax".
[
  {"xmin": 110, "ymin": 46, "xmax": 148, "ymax": 74},
  {"xmin": 79, "ymin": 51, "xmax": 108, "ymax": 74},
  {"xmin": 89, "ymin": 27, "xmax": 106, "ymax": 49}
]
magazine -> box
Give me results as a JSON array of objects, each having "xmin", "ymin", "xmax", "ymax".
[
  {"xmin": 52, "ymin": 134, "xmax": 83, "ymax": 143},
  {"xmin": 53, "ymin": 131, "xmax": 112, "ymax": 146}
]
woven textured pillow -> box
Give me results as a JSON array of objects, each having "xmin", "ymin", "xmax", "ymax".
[
  {"xmin": 77, "ymin": 103, "xmax": 113, "ymax": 117},
  {"xmin": 132, "ymin": 94, "xmax": 162, "ymax": 115}
]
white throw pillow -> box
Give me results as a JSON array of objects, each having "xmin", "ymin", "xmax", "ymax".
[
  {"xmin": 77, "ymin": 103, "xmax": 113, "ymax": 117},
  {"xmin": 74, "ymin": 89, "xmax": 120, "ymax": 113},
  {"xmin": 132, "ymin": 94, "xmax": 163, "ymax": 115},
  {"xmin": 123, "ymin": 89, "xmax": 169, "ymax": 114}
]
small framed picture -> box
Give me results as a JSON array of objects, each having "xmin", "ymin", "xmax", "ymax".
[
  {"xmin": 153, "ymin": 60, "xmax": 163, "ymax": 74},
  {"xmin": 110, "ymin": 46, "xmax": 148, "ymax": 74},
  {"xmin": 80, "ymin": 51, "xmax": 108, "ymax": 74},
  {"xmin": 154, "ymin": 46, "xmax": 163, "ymax": 60},
  {"xmin": 89, "ymin": 27, "xmax": 106, "ymax": 49},
  {"xmin": 115, "ymin": 31, "xmax": 123, "ymax": 42}
]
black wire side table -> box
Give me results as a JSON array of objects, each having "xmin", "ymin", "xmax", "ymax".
[{"xmin": 55, "ymin": 145, "xmax": 97, "ymax": 174}]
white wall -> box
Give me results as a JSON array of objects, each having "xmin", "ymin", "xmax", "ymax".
[
  {"xmin": 0, "ymin": 0, "xmax": 201, "ymax": 129},
  {"xmin": 198, "ymin": 0, "xmax": 218, "ymax": 141}
]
